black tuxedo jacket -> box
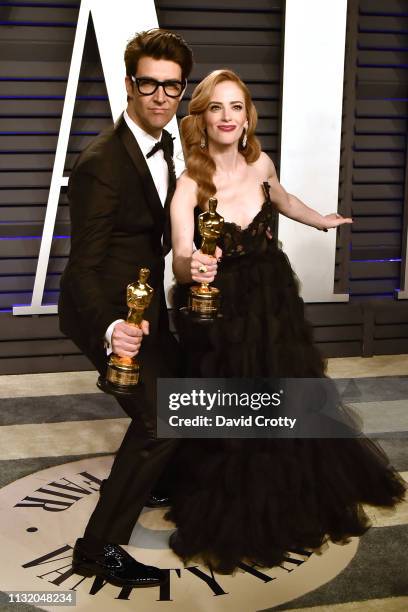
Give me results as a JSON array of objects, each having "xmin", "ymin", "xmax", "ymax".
[{"xmin": 59, "ymin": 114, "xmax": 177, "ymax": 378}]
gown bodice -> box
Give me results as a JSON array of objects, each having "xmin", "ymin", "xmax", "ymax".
[{"xmin": 194, "ymin": 181, "xmax": 279, "ymax": 259}]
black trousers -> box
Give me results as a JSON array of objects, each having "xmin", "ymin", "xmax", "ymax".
[{"xmin": 71, "ymin": 333, "xmax": 180, "ymax": 545}]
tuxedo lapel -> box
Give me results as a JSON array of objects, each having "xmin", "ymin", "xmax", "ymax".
[{"xmin": 115, "ymin": 115, "xmax": 165, "ymax": 232}]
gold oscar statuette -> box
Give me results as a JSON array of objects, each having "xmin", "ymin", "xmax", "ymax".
[
  {"xmin": 99, "ymin": 268, "xmax": 153, "ymax": 396},
  {"xmin": 189, "ymin": 197, "xmax": 224, "ymax": 319}
]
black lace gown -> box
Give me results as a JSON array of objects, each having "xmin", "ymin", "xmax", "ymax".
[{"xmin": 165, "ymin": 183, "xmax": 406, "ymax": 573}]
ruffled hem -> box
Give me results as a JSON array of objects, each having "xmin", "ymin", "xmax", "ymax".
[{"xmin": 165, "ymin": 436, "xmax": 406, "ymax": 573}]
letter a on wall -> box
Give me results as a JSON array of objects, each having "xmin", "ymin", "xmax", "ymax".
[{"xmin": 13, "ymin": 0, "xmax": 168, "ymax": 315}]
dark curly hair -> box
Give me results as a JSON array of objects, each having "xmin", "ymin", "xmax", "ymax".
[{"xmin": 124, "ymin": 28, "xmax": 193, "ymax": 81}]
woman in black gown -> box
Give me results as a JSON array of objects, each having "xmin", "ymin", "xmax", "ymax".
[{"xmin": 166, "ymin": 69, "xmax": 406, "ymax": 573}]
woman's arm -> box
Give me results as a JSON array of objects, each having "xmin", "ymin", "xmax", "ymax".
[
  {"xmin": 264, "ymin": 154, "xmax": 352, "ymax": 231},
  {"xmin": 171, "ymin": 173, "xmax": 220, "ymax": 284}
]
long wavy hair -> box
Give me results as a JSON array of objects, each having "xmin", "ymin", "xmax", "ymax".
[{"xmin": 180, "ymin": 69, "xmax": 261, "ymax": 207}]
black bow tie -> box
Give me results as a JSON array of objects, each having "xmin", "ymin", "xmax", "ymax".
[
  {"xmin": 146, "ymin": 135, "xmax": 174, "ymax": 159},
  {"xmin": 146, "ymin": 132, "xmax": 176, "ymax": 188}
]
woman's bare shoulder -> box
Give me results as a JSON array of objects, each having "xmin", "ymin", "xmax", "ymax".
[
  {"xmin": 177, "ymin": 170, "xmax": 198, "ymax": 191},
  {"xmin": 173, "ymin": 171, "xmax": 198, "ymax": 208},
  {"xmin": 250, "ymin": 151, "xmax": 276, "ymax": 178}
]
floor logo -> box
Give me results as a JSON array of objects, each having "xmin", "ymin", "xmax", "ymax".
[{"xmin": 0, "ymin": 457, "xmax": 358, "ymax": 610}]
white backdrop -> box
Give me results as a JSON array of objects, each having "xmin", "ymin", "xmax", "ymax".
[{"xmin": 279, "ymin": 0, "xmax": 348, "ymax": 302}]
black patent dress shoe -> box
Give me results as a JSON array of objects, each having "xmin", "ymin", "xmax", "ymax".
[{"xmin": 72, "ymin": 538, "xmax": 167, "ymax": 588}]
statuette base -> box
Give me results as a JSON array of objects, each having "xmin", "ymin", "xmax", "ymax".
[
  {"xmin": 100, "ymin": 358, "xmax": 140, "ymax": 396},
  {"xmin": 189, "ymin": 285, "xmax": 220, "ymax": 319}
]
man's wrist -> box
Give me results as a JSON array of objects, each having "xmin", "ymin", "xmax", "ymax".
[{"xmin": 104, "ymin": 319, "xmax": 124, "ymax": 355}]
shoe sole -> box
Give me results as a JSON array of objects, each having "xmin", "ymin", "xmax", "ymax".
[{"xmin": 72, "ymin": 562, "xmax": 168, "ymax": 588}]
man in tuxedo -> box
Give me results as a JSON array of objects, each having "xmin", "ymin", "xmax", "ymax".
[{"xmin": 59, "ymin": 29, "xmax": 193, "ymax": 588}]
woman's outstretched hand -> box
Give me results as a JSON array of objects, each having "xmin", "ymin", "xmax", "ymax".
[
  {"xmin": 191, "ymin": 246, "xmax": 222, "ymax": 283},
  {"xmin": 321, "ymin": 213, "xmax": 353, "ymax": 231}
]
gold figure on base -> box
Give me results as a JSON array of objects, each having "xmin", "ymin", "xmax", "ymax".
[
  {"xmin": 190, "ymin": 197, "xmax": 224, "ymax": 319},
  {"xmin": 101, "ymin": 268, "xmax": 153, "ymax": 396}
]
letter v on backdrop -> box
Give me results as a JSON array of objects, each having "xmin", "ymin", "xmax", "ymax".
[{"xmin": 15, "ymin": 0, "xmax": 396, "ymax": 315}]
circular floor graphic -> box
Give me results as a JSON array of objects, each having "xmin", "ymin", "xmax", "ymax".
[{"xmin": 0, "ymin": 456, "xmax": 359, "ymax": 611}]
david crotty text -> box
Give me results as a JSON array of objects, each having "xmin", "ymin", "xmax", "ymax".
[{"xmin": 168, "ymin": 415, "xmax": 297, "ymax": 429}]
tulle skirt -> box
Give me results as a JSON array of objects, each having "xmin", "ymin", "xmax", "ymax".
[{"xmin": 166, "ymin": 243, "xmax": 406, "ymax": 573}]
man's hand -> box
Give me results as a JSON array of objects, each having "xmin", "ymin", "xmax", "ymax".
[
  {"xmin": 191, "ymin": 246, "xmax": 222, "ymax": 283},
  {"xmin": 111, "ymin": 320, "xmax": 149, "ymax": 358}
]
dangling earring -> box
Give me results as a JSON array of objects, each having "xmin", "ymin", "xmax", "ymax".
[
  {"xmin": 200, "ymin": 132, "xmax": 207, "ymax": 149},
  {"xmin": 241, "ymin": 128, "xmax": 248, "ymax": 149}
]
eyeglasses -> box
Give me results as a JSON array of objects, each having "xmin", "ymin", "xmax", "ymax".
[{"xmin": 131, "ymin": 76, "xmax": 186, "ymax": 98}]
